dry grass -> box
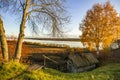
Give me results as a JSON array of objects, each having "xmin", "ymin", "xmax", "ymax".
[{"xmin": 0, "ymin": 40, "xmax": 68, "ymax": 63}]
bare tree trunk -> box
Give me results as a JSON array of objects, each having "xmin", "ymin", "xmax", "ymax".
[
  {"xmin": 0, "ymin": 17, "xmax": 9, "ymax": 62},
  {"xmin": 14, "ymin": 13, "xmax": 26, "ymax": 62},
  {"xmin": 14, "ymin": 0, "xmax": 30, "ymax": 62},
  {"xmin": 96, "ymin": 46, "xmax": 99, "ymax": 55}
]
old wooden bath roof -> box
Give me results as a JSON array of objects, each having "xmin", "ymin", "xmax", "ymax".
[{"xmin": 68, "ymin": 53, "xmax": 99, "ymax": 68}]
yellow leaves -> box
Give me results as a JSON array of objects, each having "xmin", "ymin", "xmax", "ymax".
[
  {"xmin": 102, "ymin": 35, "xmax": 115, "ymax": 48},
  {"xmin": 80, "ymin": 1, "xmax": 120, "ymax": 50}
]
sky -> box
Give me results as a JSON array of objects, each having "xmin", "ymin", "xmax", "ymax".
[{"xmin": 1, "ymin": 0, "xmax": 120, "ymax": 38}]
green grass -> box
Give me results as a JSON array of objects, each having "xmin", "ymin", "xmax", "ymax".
[
  {"xmin": 0, "ymin": 61, "xmax": 26, "ymax": 80},
  {"xmin": 0, "ymin": 62, "xmax": 120, "ymax": 80}
]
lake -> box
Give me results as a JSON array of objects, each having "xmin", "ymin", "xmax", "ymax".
[{"xmin": 24, "ymin": 39, "xmax": 84, "ymax": 48}]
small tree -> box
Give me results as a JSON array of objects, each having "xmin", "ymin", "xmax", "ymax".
[
  {"xmin": 0, "ymin": 16, "xmax": 9, "ymax": 62},
  {"xmin": 79, "ymin": 1, "xmax": 120, "ymax": 54}
]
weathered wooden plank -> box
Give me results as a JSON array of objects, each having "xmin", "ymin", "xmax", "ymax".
[
  {"xmin": 43, "ymin": 55, "xmax": 58, "ymax": 64},
  {"xmin": 27, "ymin": 64, "xmax": 44, "ymax": 71}
]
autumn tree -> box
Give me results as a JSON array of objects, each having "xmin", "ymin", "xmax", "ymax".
[
  {"xmin": 0, "ymin": 0, "xmax": 69, "ymax": 62},
  {"xmin": 79, "ymin": 1, "xmax": 120, "ymax": 54},
  {"xmin": 0, "ymin": 16, "xmax": 9, "ymax": 62}
]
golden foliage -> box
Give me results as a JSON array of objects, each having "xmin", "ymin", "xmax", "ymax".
[{"xmin": 80, "ymin": 1, "xmax": 120, "ymax": 50}]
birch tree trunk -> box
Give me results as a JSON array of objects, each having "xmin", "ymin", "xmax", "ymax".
[
  {"xmin": 96, "ymin": 46, "xmax": 99, "ymax": 55},
  {"xmin": 14, "ymin": 0, "xmax": 30, "ymax": 62},
  {"xmin": 0, "ymin": 17, "xmax": 9, "ymax": 62}
]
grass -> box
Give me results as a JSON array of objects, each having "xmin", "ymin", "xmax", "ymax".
[
  {"xmin": 0, "ymin": 61, "xmax": 26, "ymax": 80},
  {"xmin": 0, "ymin": 62, "xmax": 120, "ymax": 80}
]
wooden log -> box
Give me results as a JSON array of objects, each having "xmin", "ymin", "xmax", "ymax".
[
  {"xmin": 26, "ymin": 64, "xmax": 44, "ymax": 72},
  {"xmin": 43, "ymin": 55, "xmax": 58, "ymax": 64}
]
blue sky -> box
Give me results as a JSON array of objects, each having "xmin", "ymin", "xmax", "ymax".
[{"xmin": 2, "ymin": 0, "xmax": 120, "ymax": 37}]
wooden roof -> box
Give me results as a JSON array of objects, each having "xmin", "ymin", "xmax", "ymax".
[{"xmin": 68, "ymin": 53, "xmax": 99, "ymax": 68}]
